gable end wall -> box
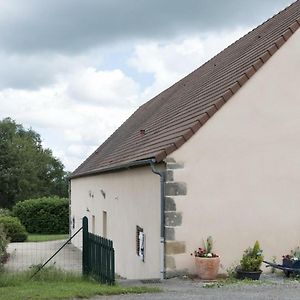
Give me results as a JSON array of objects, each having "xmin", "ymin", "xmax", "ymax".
[{"xmin": 166, "ymin": 28, "xmax": 300, "ymax": 275}]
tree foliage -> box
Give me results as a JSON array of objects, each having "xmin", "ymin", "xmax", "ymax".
[
  {"xmin": 0, "ymin": 118, "xmax": 69, "ymax": 208},
  {"xmin": 0, "ymin": 225, "xmax": 9, "ymax": 270}
]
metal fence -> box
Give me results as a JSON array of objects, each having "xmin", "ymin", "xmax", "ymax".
[
  {"xmin": 82, "ymin": 216, "xmax": 115, "ymax": 285},
  {"xmin": 4, "ymin": 216, "xmax": 115, "ymax": 285},
  {"xmin": 5, "ymin": 233, "xmax": 82, "ymax": 273}
]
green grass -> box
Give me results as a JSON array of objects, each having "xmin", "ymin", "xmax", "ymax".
[
  {"xmin": 27, "ymin": 234, "xmax": 69, "ymax": 242},
  {"xmin": 0, "ymin": 267, "xmax": 160, "ymax": 300}
]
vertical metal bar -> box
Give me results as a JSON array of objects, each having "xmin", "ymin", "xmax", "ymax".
[
  {"xmin": 82, "ymin": 216, "xmax": 89, "ymax": 276},
  {"xmin": 106, "ymin": 240, "xmax": 110, "ymax": 283},
  {"xmin": 111, "ymin": 241, "xmax": 115, "ymax": 285},
  {"xmin": 105, "ymin": 238, "xmax": 107, "ymax": 283},
  {"xmin": 82, "ymin": 219, "xmax": 115, "ymax": 285},
  {"xmin": 101, "ymin": 237, "xmax": 104, "ymax": 283},
  {"xmin": 97, "ymin": 236, "xmax": 100, "ymax": 281}
]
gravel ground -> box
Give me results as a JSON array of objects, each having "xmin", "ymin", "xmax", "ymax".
[
  {"xmin": 89, "ymin": 274, "xmax": 300, "ymax": 300},
  {"xmin": 5, "ymin": 240, "xmax": 82, "ymax": 272},
  {"xmin": 5, "ymin": 242, "xmax": 300, "ymax": 299}
]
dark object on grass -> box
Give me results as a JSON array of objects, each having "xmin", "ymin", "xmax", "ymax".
[
  {"xmin": 236, "ymin": 269, "xmax": 262, "ymax": 280},
  {"xmin": 263, "ymin": 260, "xmax": 300, "ymax": 277},
  {"xmin": 237, "ymin": 241, "xmax": 263, "ymax": 280}
]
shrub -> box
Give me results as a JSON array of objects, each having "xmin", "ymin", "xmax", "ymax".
[
  {"xmin": 0, "ymin": 209, "xmax": 11, "ymax": 216},
  {"xmin": 0, "ymin": 225, "xmax": 9, "ymax": 270},
  {"xmin": 0, "ymin": 216, "xmax": 27, "ymax": 242},
  {"xmin": 13, "ymin": 197, "xmax": 69, "ymax": 234},
  {"xmin": 240, "ymin": 241, "xmax": 263, "ymax": 271}
]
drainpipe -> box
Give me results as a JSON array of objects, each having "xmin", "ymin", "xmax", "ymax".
[
  {"xmin": 150, "ymin": 160, "xmax": 165, "ymax": 280},
  {"xmin": 68, "ymin": 178, "xmax": 71, "ymax": 241}
]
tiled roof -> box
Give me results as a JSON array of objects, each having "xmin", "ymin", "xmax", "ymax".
[{"xmin": 71, "ymin": 1, "xmax": 300, "ymax": 178}]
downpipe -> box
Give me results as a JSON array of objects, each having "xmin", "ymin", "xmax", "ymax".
[{"xmin": 150, "ymin": 160, "xmax": 165, "ymax": 280}]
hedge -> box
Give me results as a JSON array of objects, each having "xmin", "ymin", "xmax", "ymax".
[
  {"xmin": 0, "ymin": 209, "xmax": 11, "ymax": 216},
  {"xmin": 13, "ymin": 197, "xmax": 69, "ymax": 234},
  {"xmin": 0, "ymin": 216, "xmax": 28, "ymax": 242},
  {"xmin": 0, "ymin": 225, "xmax": 9, "ymax": 269}
]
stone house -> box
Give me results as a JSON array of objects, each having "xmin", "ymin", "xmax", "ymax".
[{"xmin": 70, "ymin": 1, "xmax": 300, "ymax": 279}]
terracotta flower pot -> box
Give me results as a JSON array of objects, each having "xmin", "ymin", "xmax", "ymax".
[{"xmin": 195, "ymin": 256, "xmax": 220, "ymax": 280}]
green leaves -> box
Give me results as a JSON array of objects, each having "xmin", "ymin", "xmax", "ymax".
[
  {"xmin": 240, "ymin": 241, "xmax": 264, "ymax": 272},
  {"xmin": 0, "ymin": 225, "xmax": 9, "ymax": 270},
  {"xmin": 0, "ymin": 216, "xmax": 28, "ymax": 242},
  {"xmin": 13, "ymin": 197, "xmax": 69, "ymax": 234},
  {"xmin": 0, "ymin": 118, "xmax": 69, "ymax": 208}
]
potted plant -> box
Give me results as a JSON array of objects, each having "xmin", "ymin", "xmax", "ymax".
[
  {"xmin": 192, "ymin": 236, "xmax": 220, "ymax": 280},
  {"xmin": 282, "ymin": 246, "xmax": 300, "ymax": 277},
  {"xmin": 236, "ymin": 241, "xmax": 263, "ymax": 280}
]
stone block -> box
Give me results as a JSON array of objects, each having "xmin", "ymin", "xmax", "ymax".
[
  {"xmin": 165, "ymin": 182, "xmax": 187, "ymax": 196},
  {"xmin": 165, "ymin": 241, "xmax": 185, "ymax": 255},
  {"xmin": 165, "ymin": 197, "xmax": 176, "ymax": 211},
  {"xmin": 166, "ymin": 170, "xmax": 174, "ymax": 182},
  {"xmin": 165, "ymin": 255, "xmax": 176, "ymax": 270},
  {"xmin": 165, "ymin": 212, "xmax": 182, "ymax": 226},
  {"xmin": 166, "ymin": 163, "xmax": 184, "ymax": 170},
  {"xmin": 165, "ymin": 227, "xmax": 175, "ymax": 240}
]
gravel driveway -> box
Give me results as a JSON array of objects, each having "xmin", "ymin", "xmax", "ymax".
[
  {"xmin": 91, "ymin": 275, "xmax": 300, "ymax": 300},
  {"xmin": 5, "ymin": 240, "xmax": 82, "ymax": 273}
]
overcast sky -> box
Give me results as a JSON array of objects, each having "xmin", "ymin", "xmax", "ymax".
[{"xmin": 0, "ymin": 0, "xmax": 295, "ymax": 171}]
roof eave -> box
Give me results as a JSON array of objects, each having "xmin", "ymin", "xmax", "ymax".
[{"xmin": 69, "ymin": 157, "xmax": 158, "ymax": 179}]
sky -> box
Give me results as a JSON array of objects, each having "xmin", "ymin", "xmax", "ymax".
[{"xmin": 0, "ymin": 0, "xmax": 295, "ymax": 171}]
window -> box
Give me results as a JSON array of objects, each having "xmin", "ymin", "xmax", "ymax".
[
  {"xmin": 103, "ymin": 211, "xmax": 107, "ymax": 238},
  {"xmin": 136, "ymin": 226, "xmax": 145, "ymax": 261}
]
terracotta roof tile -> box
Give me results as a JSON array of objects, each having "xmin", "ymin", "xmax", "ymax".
[{"xmin": 71, "ymin": 1, "xmax": 300, "ymax": 178}]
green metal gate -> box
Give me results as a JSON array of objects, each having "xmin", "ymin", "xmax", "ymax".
[{"xmin": 82, "ymin": 216, "xmax": 115, "ymax": 285}]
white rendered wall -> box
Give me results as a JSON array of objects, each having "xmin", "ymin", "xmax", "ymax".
[
  {"xmin": 169, "ymin": 29, "xmax": 300, "ymax": 274},
  {"xmin": 70, "ymin": 166, "xmax": 161, "ymax": 279}
]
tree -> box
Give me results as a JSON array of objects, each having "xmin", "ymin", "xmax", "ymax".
[{"xmin": 0, "ymin": 118, "xmax": 69, "ymax": 208}]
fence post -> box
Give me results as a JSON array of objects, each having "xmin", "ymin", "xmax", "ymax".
[
  {"xmin": 111, "ymin": 241, "xmax": 115, "ymax": 285},
  {"xmin": 82, "ymin": 216, "xmax": 89, "ymax": 276}
]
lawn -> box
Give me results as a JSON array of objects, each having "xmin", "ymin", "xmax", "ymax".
[
  {"xmin": 0, "ymin": 267, "xmax": 160, "ymax": 300},
  {"xmin": 27, "ymin": 234, "xmax": 69, "ymax": 242}
]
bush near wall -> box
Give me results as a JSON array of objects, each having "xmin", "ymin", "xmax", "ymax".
[
  {"xmin": 0, "ymin": 225, "xmax": 9, "ymax": 270},
  {"xmin": 13, "ymin": 197, "xmax": 69, "ymax": 234},
  {"xmin": 0, "ymin": 216, "xmax": 28, "ymax": 242},
  {"xmin": 0, "ymin": 209, "xmax": 11, "ymax": 216}
]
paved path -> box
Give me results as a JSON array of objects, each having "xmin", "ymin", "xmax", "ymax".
[
  {"xmin": 5, "ymin": 240, "xmax": 82, "ymax": 272},
  {"xmin": 90, "ymin": 275, "xmax": 300, "ymax": 300}
]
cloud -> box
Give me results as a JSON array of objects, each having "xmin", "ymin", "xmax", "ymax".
[
  {"xmin": 66, "ymin": 67, "xmax": 139, "ymax": 107},
  {"xmin": 129, "ymin": 28, "xmax": 251, "ymax": 100},
  {"xmin": 0, "ymin": 51, "xmax": 99, "ymax": 90},
  {"xmin": 0, "ymin": 0, "xmax": 294, "ymax": 54},
  {"xmin": 0, "ymin": 0, "xmax": 293, "ymax": 91},
  {"xmin": 0, "ymin": 0, "xmax": 295, "ymax": 171},
  {"xmin": 0, "ymin": 81, "xmax": 135, "ymax": 171}
]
